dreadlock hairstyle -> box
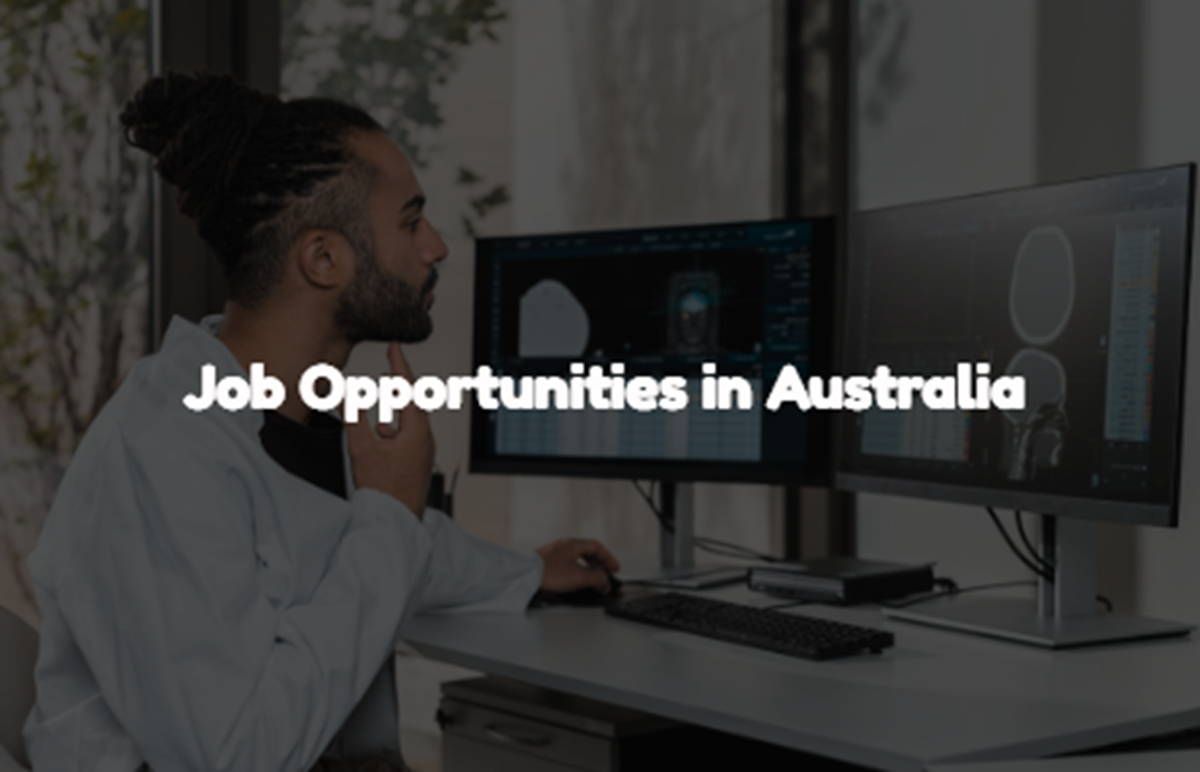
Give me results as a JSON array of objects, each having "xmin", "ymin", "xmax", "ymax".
[{"xmin": 120, "ymin": 71, "xmax": 383, "ymax": 306}]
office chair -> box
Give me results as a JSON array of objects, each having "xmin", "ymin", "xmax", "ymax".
[{"xmin": 0, "ymin": 605, "xmax": 36, "ymax": 772}]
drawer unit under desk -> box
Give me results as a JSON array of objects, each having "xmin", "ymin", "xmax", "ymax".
[{"xmin": 437, "ymin": 676, "xmax": 682, "ymax": 772}]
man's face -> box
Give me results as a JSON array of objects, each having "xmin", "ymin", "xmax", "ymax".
[{"xmin": 334, "ymin": 131, "xmax": 449, "ymax": 343}]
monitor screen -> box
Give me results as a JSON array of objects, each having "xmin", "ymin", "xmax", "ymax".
[
  {"xmin": 470, "ymin": 219, "xmax": 836, "ymax": 484},
  {"xmin": 837, "ymin": 165, "xmax": 1195, "ymax": 526}
]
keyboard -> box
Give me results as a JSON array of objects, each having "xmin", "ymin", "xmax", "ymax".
[{"xmin": 606, "ymin": 592, "xmax": 894, "ymax": 661}]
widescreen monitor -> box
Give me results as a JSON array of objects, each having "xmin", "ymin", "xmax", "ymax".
[
  {"xmin": 470, "ymin": 218, "xmax": 836, "ymax": 484},
  {"xmin": 837, "ymin": 165, "xmax": 1195, "ymax": 528}
]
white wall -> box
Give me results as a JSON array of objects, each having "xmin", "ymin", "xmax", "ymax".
[
  {"xmin": 853, "ymin": 0, "xmax": 1040, "ymax": 587},
  {"xmin": 856, "ymin": 0, "xmax": 1037, "ymax": 209},
  {"xmin": 1137, "ymin": 0, "xmax": 1200, "ymax": 624}
]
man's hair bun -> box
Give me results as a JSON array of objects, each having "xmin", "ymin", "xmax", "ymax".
[
  {"xmin": 121, "ymin": 71, "xmax": 384, "ymax": 306},
  {"xmin": 120, "ymin": 71, "xmax": 276, "ymax": 224}
]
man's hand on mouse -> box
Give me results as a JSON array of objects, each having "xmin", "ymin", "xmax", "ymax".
[{"xmin": 536, "ymin": 538, "xmax": 621, "ymax": 594}]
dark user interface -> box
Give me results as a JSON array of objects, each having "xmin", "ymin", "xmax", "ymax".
[
  {"xmin": 478, "ymin": 221, "xmax": 827, "ymax": 470},
  {"xmin": 841, "ymin": 166, "xmax": 1193, "ymax": 508}
]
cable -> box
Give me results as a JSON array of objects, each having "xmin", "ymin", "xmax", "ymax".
[
  {"xmin": 986, "ymin": 507, "xmax": 1053, "ymax": 581},
  {"xmin": 1014, "ymin": 510, "xmax": 1054, "ymax": 574},
  {"xmin": 632, "ymin": 480, "xmax": 673, "ymax": 533},
  {"xmin": 1012, "ymin": 513, "xmax": 1117, "ymax": 612},
  {"xmin": 976, "ymin": 511, "xmax": 1118, "ymax": 613},
  {"xmin": 890, "ymin": 577, "xmax": 1115, "ymax": 613},
  {"xmin": 887, "ymin": 579, "xmax": 1037, "ymax": 609},
  {"xmin": 932, "ymin": 577, "xmax": 959, "ymax": 593},
  {"xmin": 631, "ymin": 481, "xmax": 781, "ymax": 564},
  {"xmin": 695, "ymin": 537, "xmax": 781, "ymax": 563}
]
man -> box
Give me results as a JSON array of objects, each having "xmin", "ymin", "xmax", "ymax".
[{"xmin": 24, "ymin": 72, "xmax": 617, "ymax": 772}]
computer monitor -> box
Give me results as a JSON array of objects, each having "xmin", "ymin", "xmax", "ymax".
[
  {"xmin": 838, "ymin": 164, "xmax": 1196, "ymax": 646},
  {"xmin": 469, "ymin": 218, "xmax": 836, "ymax": 487}
]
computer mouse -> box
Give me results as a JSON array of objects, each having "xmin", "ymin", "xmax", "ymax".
[{"xmin": 533, "ymin": 573, "xmax": 623, "ymax": 608}]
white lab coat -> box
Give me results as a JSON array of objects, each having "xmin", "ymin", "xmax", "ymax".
[{"xmin": 23, "ymin": 317, "xmax": 542, "ymax": 772}]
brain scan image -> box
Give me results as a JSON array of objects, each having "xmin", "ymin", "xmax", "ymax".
[
  {"xmin": 999, "ymin": 226, "xmax": 1077, "ymax": 481},
  {"xmin": 667, "ymin": 272, "xmax": 720, "ymax": 355},
  {"xmin": 1009, "ymin": 226, "xmax": 1075, "ymax": 345},
  {"xmin": 518, "ymin": 279, "xmax": 590, "ymax": 358},
  {"xmin": 1002, "ymin": 348, "xmax": 1070, "ymax": 482}
]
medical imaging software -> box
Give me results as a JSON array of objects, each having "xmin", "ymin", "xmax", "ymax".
[
  {"xmin": 842, "ymin": 167, "xmax": 1193, "ymax": 508},
  {"xmin": 474, "ymin": 222, "xmax": 831, "ymax": 474}
]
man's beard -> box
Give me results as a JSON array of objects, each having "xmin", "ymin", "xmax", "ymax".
[{"xmin": 334, "ymin": 241, "xmax": 437, "ymax": 344}]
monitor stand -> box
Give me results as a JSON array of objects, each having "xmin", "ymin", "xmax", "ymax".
[
  {"xmin": 633, "ymin": 483, "xmax": 774, "ymax": 589},
  {"xmin": 887, "ymin": 516, "xmax": 1194, "ymax": 648},
  {"xmin": 658, "ymin": 481, "xmax": 695, "ymax": 571}
]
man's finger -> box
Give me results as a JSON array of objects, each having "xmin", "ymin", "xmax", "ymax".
[
  {"xmin": 373, "ymin": 367, "xmax": 404, "ymax": 439},
  {"xmin": 576, "ymin": 563, "xmax": 612, "ymax": 592},
  {"xmin": 570, "ymin": 538, "xmax": 621, "ymax": 573},
  {"xmin": 388, "ymin": 341, "xmax": 416, "ymax": 381},
  {"xmin": 344, "ymin": 412, "xmax": 376, "ymax": 454}
]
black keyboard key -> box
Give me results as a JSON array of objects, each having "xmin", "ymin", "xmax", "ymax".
[{"xmin": 606, "ymin": 592, "xmax": 894, "ymax": 661}]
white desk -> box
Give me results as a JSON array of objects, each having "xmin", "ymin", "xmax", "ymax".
[
  {"xmin": 403, "ymin": 584, "xmax": 1200, "ymax": 772},
  {"xmin": 929, "ymin": 749, "xmax": 1200, "ymax": 771}
]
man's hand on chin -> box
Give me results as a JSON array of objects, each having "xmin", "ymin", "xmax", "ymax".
[{"xmin": 536, "ymin": 538, "xmax": 621, "ymax": 594}]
